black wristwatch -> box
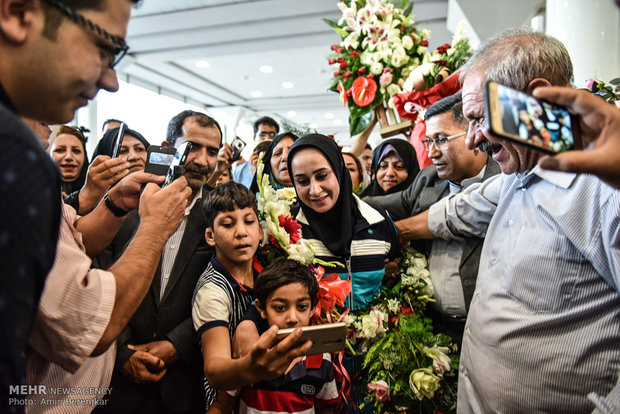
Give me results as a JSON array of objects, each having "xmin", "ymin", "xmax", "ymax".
[{"xmin": 104, "ymin": 193, "xmax": 129, "ymax": 217}]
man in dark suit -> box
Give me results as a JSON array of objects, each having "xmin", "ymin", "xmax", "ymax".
[
  {"xmin": 95, "ymin": 111, "xmax": 231, "ymax": 413},
  {"xmin": 365, "ymin": 93, "xmax": 500, "ymax": 344}
]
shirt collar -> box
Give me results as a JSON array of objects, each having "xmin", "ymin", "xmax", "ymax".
[
  {"xmin": 449, "ymin": 165, "xmax": 487, "ymax": 193},
  {"xmin": 515, "ymin": 165, "xmax": 577, "ymax": 189},
  {"xmin": 186, "ymin": 189, "xmax": 203, "ymax": 215}
]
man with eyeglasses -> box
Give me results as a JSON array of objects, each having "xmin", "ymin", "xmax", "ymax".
[
  {"xmin": 364, "ymin": 93, "xmax": 499, "ymax": 344},
  {"xmin": 394, "ymin": 29, "xmax": 620, "ymax": 413},
  {"xmin": 231, "ymin": 116, "xmax": 279, "ymax": 188},
  {"xmin": 0, "ymin": 0, "xmax": 195, "ymax": 413}
]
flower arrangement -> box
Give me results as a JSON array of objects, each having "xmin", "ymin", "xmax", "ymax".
[
  {"xmin": 586, "ymin": 77, "xmax": 620, "ymax": 106},
  {"xmin": 326, "ymin": 1, "xmax": 472, "ymax": 136},
  {"xmin": 325, "ymin": 0, "xmax": 431, "ymax": 135},
  {"xmin": 342, "ymin": 244, "xmax": 459, "ymax": 413},
  {"xmin": 255, "ymin": 158, "xmax": 316, "ymax": 265}
]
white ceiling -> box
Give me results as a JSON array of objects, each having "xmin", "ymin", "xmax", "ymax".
[{"xmin": 118, "ymin": 0, "xmax": 452, "ymax": 142}]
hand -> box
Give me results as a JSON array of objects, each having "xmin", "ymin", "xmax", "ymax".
[
  {"xmin": 131, "ymin": 340, "xmax": 179, "ymax": 366},
  {"xmin": 533, "ymin": 86, "xmax": 620, "ymax": 189},
  {"xmin": 84, "ymin": 156, "xmax": 130, "ymax": 196},
  {"xmin": 107, "ymin": 171, "xmax": 165, "ymax": 211},
  {"xmin": 215, "ymin": 143, "xmax": 233, "ymax": 175},
  {"xmin": 249, "ymin": 150, "xmax": 260, "ymax": 176},
  {"xmin": 247, "ymin": 325, "xmax": 312, "ymax": 382},
  {"xmin": 121, "ymin": 348, "xmax": 166, "ymax": 383},
  {"xmin": 139, "ymin": 177, "xmax": 192, "ymax": 240}
]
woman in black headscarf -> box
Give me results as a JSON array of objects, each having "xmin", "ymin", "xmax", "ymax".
[
  {"xmin": 361, "ymin": 138, "xmax": 420, "ymax": 197},
  {"xmin": 250, "ymin": 132, "xmax": 298, "ymax": 193},
  {"xmin": 287, "ymin": 134, "xmax": 400, "ymax": 310},
  {"xmin": 93, "ymin": 126, "xmax": 150, "ymax": 173}
]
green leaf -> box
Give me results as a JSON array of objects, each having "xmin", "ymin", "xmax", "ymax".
[
  {"xmin": 350, "ymin": 109, "xmax": 374, "ymax": 136},
  {"xmin": 609, "ymin": 78, "xmax": 620, "ymax": 86},
  {"xmin": 403, "ymin": 1, "xmax": 414, "ymax": 16},
  {"xmin": 334, "ymin": 27, "xmax": 349, "ymax": 37},
  {"xmin": 323, "ymin": 18, "xmax": 340, "ymax": 29}
]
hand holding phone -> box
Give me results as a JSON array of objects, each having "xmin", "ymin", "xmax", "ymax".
[
  {"xmin": 484, "ymin": 81, "xmax": 581, "ymax": 154},
  {"xmin": 144, "ymin": 145, "xmax": 177, "ymax": 176},
  {"xmin": 230, "ymin": 136, "xmax": 246, "ymax": 162},
  {"xmin": 162, "ymin": 142, "xmax": 191, "ymax": 188}
]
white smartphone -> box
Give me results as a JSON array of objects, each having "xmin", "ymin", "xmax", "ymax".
[{"xmin": 276, "ymin": 322, "xmax": 346, "ymax": 356}]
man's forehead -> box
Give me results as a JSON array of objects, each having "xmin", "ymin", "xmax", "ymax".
[
  {"xmin": 426, "ymin": 111, "xmax": 460, "ymax": 135},
  {"xmin": 257, "ymin": 123, "xmax": 276, "ymax": 131}
]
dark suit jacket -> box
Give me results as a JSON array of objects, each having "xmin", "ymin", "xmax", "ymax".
[
  {"xmin": 94, "ymin": 189, "xmax": 211, "ymax": 413},
  {"xmin": 364, "ymin": 157, "xmax": 501, "ymax": 310}
]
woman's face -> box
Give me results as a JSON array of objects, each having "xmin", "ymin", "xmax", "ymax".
[
  {"xmin": 376, "ymin": 153, "xmax": 407, "ymax": 192},
  {"xmin": 270, "ymin": 136, "xmax": 295, "ymax": 187},
  {"xmin": 342, "ymin": 153, "xmax": 361, "ymax": 189},
  {"xmin": 290, "ymin": 148, "xmax": 340, "ymax": 214},
  {"xmin": 119, "ymin": 135, "xmax": 147, "ymax": 172},
  {"xmin": 51, "ymin": 133, "xmax": 85, "ymax": 182}
]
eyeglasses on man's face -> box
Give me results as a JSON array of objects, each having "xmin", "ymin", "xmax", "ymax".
[
  {"xmin": 422, "ymin": 131, "xmax": 467, "ymax": 151},
  {"xmin": 42, "ymin": 0, "xmax": 129, "ymax": 69}
]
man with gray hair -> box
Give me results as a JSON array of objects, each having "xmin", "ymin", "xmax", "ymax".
[{"xmin": 397, "ymin": 28, "xmax": 619, "ymax": 412}]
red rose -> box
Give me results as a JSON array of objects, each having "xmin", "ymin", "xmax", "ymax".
[
  {"xmin": 335, "ymin": 47, "xmax": 343, "ymax": 53},
  {"xmin": 339, "ymin": 61, "xmax": 348, "ymax": 69},
  {"xmin": 330, "ymin": 44, "xmax": 338, "ymax": 51},
  {"xmin": 334, "ymin": 70, "xmax": 341, "ymax": 77},
  {"xmin": 343, "ymin": 71, "xmax": 352, "ymax": 79},
  {"xmin": 421, "ymin": 40, "xmax": 429, "ymax": 47},
  {"xmin": 357, "ymin": 67, "xmax": 366, "ymax": 75},
  {"xmin": 350, "ymin": 50, "xmax": 360, "ymax": 58},
  {"xmin": 328, "ymin": 58, "xmax": 335, "ymax": 65}
]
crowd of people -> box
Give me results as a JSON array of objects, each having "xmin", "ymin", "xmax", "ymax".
[{"xmin": 1, "ymin": 1, "xmax": 619, "ymax": 414}]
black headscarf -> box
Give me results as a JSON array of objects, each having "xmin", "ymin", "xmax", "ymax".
[
  {"xmin": 250, "ymin": 132, "xmax": 298, "ymax": 193},
  {"xmin": 287, "ymin": 134, "xmax": 361, "ymax": 258},
  {"xmin": 361, "ymin": 138, "xmax": 420, "ymax": 197},
  {"xmin": 92, "ymin": 126, "xmax": 150, "ymax": 158}
]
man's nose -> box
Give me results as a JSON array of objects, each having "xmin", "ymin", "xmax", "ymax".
[
  {"xmin": 98, "ymin": 67, "xmax": 120, "ymax": 93},
  {"xmin": 428, "ymin": 144, "xmax": 442, "ymax": 159}
]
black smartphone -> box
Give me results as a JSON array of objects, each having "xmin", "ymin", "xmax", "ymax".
[
  {"xmin": 144, "ymin": 145, "xmax": 177, "ymax": 176},
  {"xmin": 111, "ymin": 123, "xmax": 127, "ymax": 158},
  {"xmin": 484, "ymin": 81, "xmax": 581, "ymax": 154},
  {"xmin": 162, "ymin": 142, "xmax": 191, "ymax": 188},
  {"xmin": 230, "ymin": 136, "xmax": 246, "ymax": 162},
  {"xmin": 276, "ymin": 322, "xmax": 346, "ymax": 356}
]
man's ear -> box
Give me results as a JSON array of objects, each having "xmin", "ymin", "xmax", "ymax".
[
  {"xmin": 0, "ymin": 0, "xmax": 40, "ymax": 45},
  {"xmin": 205, "ymin": 227, "xmax": 216, "ymax": 247},
  {"xmin": 254, "ymin": 299, "xmax": 267, "ymax": 320},
  {"xmin": 526, "ymin": 78, "xmax": 552, "ymax": 95}
]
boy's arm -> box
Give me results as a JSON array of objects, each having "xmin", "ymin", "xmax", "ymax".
[
  {"xmin": 206, "ymin": 391, "xmax": 235, "ymax": 414},
  {"xmin": 232, "ymin": 320, "xmax": 260, "ymax": 358},
  {"xmin": 201, "ymin": 325, "xmax": 312, "ymax": 389}
]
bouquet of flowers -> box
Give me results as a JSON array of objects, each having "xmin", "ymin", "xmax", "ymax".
[
  {"xmin": 342, "ymin": 244, "xmax": 459, "ymax": 413},
  {"xmin": 325, "ymin": 0, "xmax": 431, "ymax": 135}
]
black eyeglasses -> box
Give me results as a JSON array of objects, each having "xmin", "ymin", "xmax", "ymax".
[
  {"xmin": 422, "ymin": 131, "xmax": 467, "ymax": 151},
  {"xmin": 42, "ymin": 0, "xmax": 129, "ymax": 68},
  {"xmin": 258, "ymin": 131, "xmax": 277, "ymax": 138}
]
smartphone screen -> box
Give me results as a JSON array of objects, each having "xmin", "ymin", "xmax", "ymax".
[
  {"xmin": 485, "ymin": 81, "xmax": 579, "ymax": 154},
  {"xmin": 111, "ymin": 123, "xmax": 127, "ymax": 158},
  {"xmin": 162, "ymin": 142, "xmax": 191, "ymax": 187}
]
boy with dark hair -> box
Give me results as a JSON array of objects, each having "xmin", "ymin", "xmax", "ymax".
[
  {"xmin": 215, "ymin": 258, "xmax": 340, "ymax": 414},
  {"xmin": 192, "ymin": 183, "xmax": 311, "ymax": 410}
]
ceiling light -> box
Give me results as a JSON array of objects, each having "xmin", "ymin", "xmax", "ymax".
[
  {"xmin": 334, "ymin": 119, "xmax": 343, "ymax": 125},
  {"xmin": 325, "ymin": 112, "xmax": 334, "ymax": 119},
  {"xmin": 310, "ymin": 123, "xmax": 318, "ymax": 129},
  {"xmin": 251, "ymin": 90, "xmax": 262, "ymax": 98},
  {"xmin": 195, "ymin": 60, "xmax": 210, "ymax": 68},
  {"xmin": 259, "ymin": 65, "xmax": 273, "ymax": 74},
  {"xmin": 282, "ymin": 81, "xmax": 294, "ymax": 89},
  {"xmin": 287, "ymin": 111, "xmax": 297, "ymax": 117}
]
